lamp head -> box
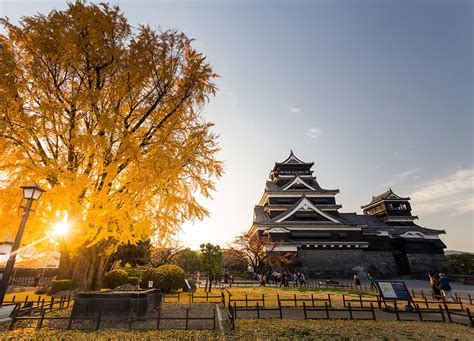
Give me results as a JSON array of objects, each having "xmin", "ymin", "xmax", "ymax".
[{"xmin": 20, "ymin": 184, "xmax": 45, "ymax": 201}]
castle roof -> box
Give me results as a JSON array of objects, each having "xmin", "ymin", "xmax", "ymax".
[{"xmin": 361, "ymin": 188, "xmax": 410, "ymax": 209}]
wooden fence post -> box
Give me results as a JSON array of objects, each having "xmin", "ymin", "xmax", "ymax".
[
  {"xmin": 256, "ymin": 302, "xmax": 260, "ymax": 319},
  {"xmin": 184, "ymin": 307, "xmax": 189, "ymax": 329},
  {"xmin": 303, "ymin": 302, "xmax": 307, "ymax": 320},
  {"xmin": 342, "ymin": 294, "xmax": 346, "ymax": 307},
  {"xmin": 466, "ymin": 308, "xmax": 473, "ymax": 327},
  {"xmin": 328, "ymin": 294, "xmax": 332, "ymax": 308},
  {"xmin": 96, "ymin": 311, "xmax": 102, "ymax": 331},
  {"xmin": 278, "ymin": 299, "xmax": 282, "ymax": 319},
  {"xmin": 50, "ymin": 296, "xmax": 54, "ymax": 311},
  {"xmin": 394, "ymin": 301, "xmax": 400, "ymax": 321},
  {"xmin": 348, "ymin": 302, "xmax": 353, "ymax": 320},
  {"xmin": 262, "ymin": 293, "xmax": 265, "ymax": 307},
  {"xmin": 36, "ymin": 309, "xmax": 46, "ymax": 330},
  {"xmin": 9, "ymin": 306, "xmax": 19, "ymax": 330},
  {"xmin": 416, "ymin": 304, "xmax": 423, "ymax": 321},
  {"xmin": 370, "ymin": 303, "xmax": 376, "ymax": 320},
  {"xmin": 359, "ymin": 294, "xmax": 363, "ymax": 307},
  {"xmin": 324, "ymin": 302, "xmax": 329, "ymax": 319},
  {"xmin": 438, "ymin": 304, "xmax": 445, "ymax": 322},
  {"xmin": 67, "ymin": 313, "xmax": 73, "ymax": 330},
  {"xmin": 156, "ymin": 307, "xmax": 161, "ymax": 329},
  {"xmin": 444, "ymin": 304, "xmax": 452, "ymax": 323},
  {"xmin": 294, "ymin": 293, "xmax": 297, "ymax": 307}
]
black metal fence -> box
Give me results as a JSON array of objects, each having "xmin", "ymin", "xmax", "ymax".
[{"xmin": 9, "ymin": 306, "xmax": 219, "ymax": 331}]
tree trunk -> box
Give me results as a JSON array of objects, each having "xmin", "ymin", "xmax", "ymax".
[{"xmin": 57, "ymin": 245, "xmax": 111, "ymax": 290}]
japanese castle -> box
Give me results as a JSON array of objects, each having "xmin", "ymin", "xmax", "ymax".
[{"xmin": 248, "ymin": 151, "xmax": 450, "ymax": 278}]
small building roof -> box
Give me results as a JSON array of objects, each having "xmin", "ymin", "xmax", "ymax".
[{"xmin": 361, "ymin": 188, "xmax": 410, "ymax": 209}]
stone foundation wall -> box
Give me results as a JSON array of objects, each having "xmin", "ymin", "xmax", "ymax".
[
  {"xmin": 405, "ymin": 253, "xmax": 452, "ymax": 277},
  {"xmin": 297, "ymin": 249, "xmax": 399, "ymax": 279}
]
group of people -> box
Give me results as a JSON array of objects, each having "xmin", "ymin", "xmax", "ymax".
[
  {"xmin": 253, "ymin": 271, "xmax": 307, "ymax": 287},
  {"xmin": 428, "ymin": 272, "xmax": 456, "ymax": 301},
  {"xmin": 352, "ymin": 272, "xmax": 377, "ymax": 291}
]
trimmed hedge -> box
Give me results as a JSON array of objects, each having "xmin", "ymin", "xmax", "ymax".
[
  {"xmin": 103, "ymin": 269, "xmax": 129, "ymax": 289},
  {"xmin": 128, "ymin": 276, "xmax": 139, "ymax": 286},
  {"xmin": 50, "ymin": 279, "xmax": 73, "ymax": 294},
  {"xmin": 141, "ymin": 265, "xmax": 185, "ymax": 292}
]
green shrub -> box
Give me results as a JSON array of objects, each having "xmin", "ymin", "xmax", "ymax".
[
  {"xmin": 141, "ymin": 265, "xmax": 185, "ymax": 292},
  {"xmin": 50, "ymin": 279, "xmax": 73, "ymax": 294},
  {"xmin": 103, "ymin": 269, "xmax": 129, "ymax": 289},
  {"xmin": 34, "ymin": 286, "xmax": 49, "ymax": 295},
  {"xmin": 128, "ymin": 276, "xmax": 139, "ymax": 286}
]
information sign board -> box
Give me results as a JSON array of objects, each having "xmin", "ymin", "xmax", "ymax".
[{"xmin": 376, "ymin": 281, "xmax": 412, "ymax": 301}]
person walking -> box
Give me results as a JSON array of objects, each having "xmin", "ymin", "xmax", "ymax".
[
  {"xmin": 300, "ymin": 272, "xmax": 306, "ymax": 287},
  {"xmin": 353, "ymin": 273, "xmax": 361, "ymax": 289},
  {"xmin": 293, "ymin": 273, "xmax": 298, "ymax": 287},
  {"xmin": 367, "ymin": 272, "xmax": 377, "ymax": 291},
  {"xmin": 429, "ymin": 272, "xmax": 442, "ymax": 300},
  {"xmin": 438, "ymin": 273, "xmax": 456, "ymax": 302},
  {"xmin": 279, "ymin": 272, "xmax": 285, "ymax": 287},
  {"xmin": 259, "ymin": 272, "xmax": 266, "ymax": 287}
]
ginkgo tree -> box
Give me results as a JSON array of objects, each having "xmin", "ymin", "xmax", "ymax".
[{"xmin": 0, "ymin": 1, "xmax": 222, "ymax": 290}]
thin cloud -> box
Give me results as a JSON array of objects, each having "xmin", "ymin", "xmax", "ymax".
[
  {"xmin": 410, "ymin": 169, "xmax": 474, "ymax": 217},
  {"xmin": 305, "ymin": 127, "xmax": 323, "ymax": 139},
  {"xmin": 398, "ymin": 168, "xmax": 421, "ymax": 178},
  {"xmin": 379, "ymin": 168, "xmax": 422, "ymax": 188},
  {"xmin": 289, "ymin": 106, "xmax": 302, "ymax": 113}
]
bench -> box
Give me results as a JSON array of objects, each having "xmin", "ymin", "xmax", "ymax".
[{"xmin": 0, "ymin": 303, "xmax": 18, "ymax": 325}]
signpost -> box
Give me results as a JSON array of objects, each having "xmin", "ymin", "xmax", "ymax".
[{"xmin": 376, "ymin": 280, "xmax": 412, "ymax": 302}]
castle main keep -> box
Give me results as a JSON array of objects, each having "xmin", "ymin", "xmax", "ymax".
[{"xmin": 248, "ymin": 152, "xmax": 451, "ymax": 278}]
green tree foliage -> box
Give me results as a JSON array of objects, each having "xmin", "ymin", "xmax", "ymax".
[
  {"xmin": 50, "ymin": 279, "xmax": 73, "ymax": 294},
  {"xmin": 102, "ymin": 269, "xmax": 129, "ymax": 289},
  {"xmin": 447, "ymin": 253, "xmax": 474, "ymax": 275},
  {"xmin": 141, "ymin": 265, "xmax": 185, "ymax": 292},
  {"xmin": 175, "ymin": 248, "xmax": 201, "ymax": 273},
  {"xmin": 199, "ymin": 243, "xmax": 222, "ymax": 292},
  {"xmin": 113, "ymin": 240, "xmax": 151, "ymax": 268}
]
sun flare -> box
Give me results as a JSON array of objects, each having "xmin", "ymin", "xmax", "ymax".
[{"xmin": 52, "ymin": 218, "xmax": 70, "ymax": 236}]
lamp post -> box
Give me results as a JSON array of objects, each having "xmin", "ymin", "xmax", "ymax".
[{"xmin": 0, "ymin": 184, "xmax": 45, "ymax": 305}]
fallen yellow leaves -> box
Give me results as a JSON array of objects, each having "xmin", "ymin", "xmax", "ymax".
[
  {"xmin": 230, "ymin": 319, "xmax": 474, "ymax": 340},
  {"xmin": 1, "ymin": 319, "xmax": 472, "ymax": 340}
]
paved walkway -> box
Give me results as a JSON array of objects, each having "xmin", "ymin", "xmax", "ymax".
[{"xmin": 316, "ymin": 279, "xmax": 474, "ymax": 296}]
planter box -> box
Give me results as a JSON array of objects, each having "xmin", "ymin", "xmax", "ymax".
[{"xmin": 72, "ymin": 289, "xmax": 162, "ymax": 318}]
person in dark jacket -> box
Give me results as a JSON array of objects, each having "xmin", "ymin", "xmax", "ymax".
[{"xmin": 438, "ymin": 273, "xmax": 456, "ymax": 302}]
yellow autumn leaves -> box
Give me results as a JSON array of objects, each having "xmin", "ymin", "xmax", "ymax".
[{"xmin": 0, "ymin": 1, "xmax": 222, "ymax": 288}]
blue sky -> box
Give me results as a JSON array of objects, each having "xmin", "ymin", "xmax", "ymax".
[{"xmin": 1, "ymin": 0, "xmax": 472, "ymax": 251}]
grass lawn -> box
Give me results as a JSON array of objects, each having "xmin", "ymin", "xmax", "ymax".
[{"xmin": 4, "ymin": 291, "xmax": 50, "ymax": 303}]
